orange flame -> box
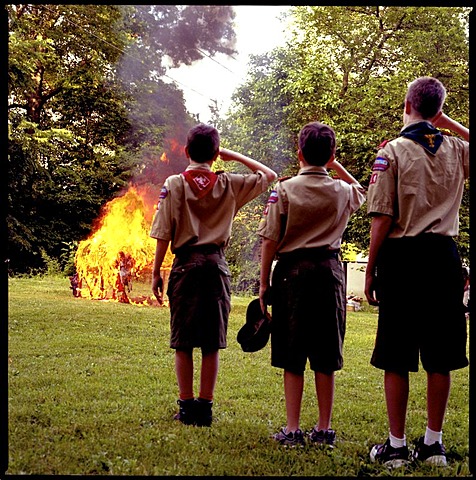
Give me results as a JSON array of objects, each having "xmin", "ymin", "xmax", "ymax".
[{"xmin": 74, "ymin": 186, "xmax": 173, "ymax": 306}]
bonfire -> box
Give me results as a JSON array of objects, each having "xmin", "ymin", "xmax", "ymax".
[{"xmin": 74, "ymin": 186, "xmax": 173, "ymax": 305}]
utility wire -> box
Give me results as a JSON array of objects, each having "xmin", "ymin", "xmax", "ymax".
[{"xmin": 39, "ymin": 4, "xmax": 238, "ymax": 103}]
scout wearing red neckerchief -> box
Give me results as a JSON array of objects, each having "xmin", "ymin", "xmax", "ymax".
[{"xmin": 150, "ymin": 123, "xmax": 277, "ymax": 427}]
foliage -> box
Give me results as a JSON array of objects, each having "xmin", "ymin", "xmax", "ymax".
[
  {"xmin": 223, "ymin": 6, "xmax": 470, "ymax": 256},
  {"xmin": 39, "ymin": 247, "xmax": 62, "ymax": 276},
  {"xmin": 7, "ymin": 5, "xmax": 471, "ymax": 278},
  {"xmin": 7, "ymin": 276, "xmax": 470, "ymax": 476},
  {"xmin": 340, "ymin": 242, "xmax": 361, "ymax": 262},
  {"xmin": 59, "ymin": 241, "xmax": 78, "ymax": 276},
  {"xmin": 226, "ymin": 202, "xmax": 265, "ymax": 295},
  {"xmin": 7, "ymin": 5, "xmax": 237, "ymax": 274}
]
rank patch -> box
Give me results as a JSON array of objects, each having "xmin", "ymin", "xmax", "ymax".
[{"xmin": 372, "ymin": 157, "xmax": 389, "ymax": 172}]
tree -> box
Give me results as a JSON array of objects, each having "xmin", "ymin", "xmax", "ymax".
[
  {"xmin": 7, "ymin": 5, "xmax": 237, "ymax": 273},
  {"xmin": 224, "ymin": 6, "xmax": 470, "ymax": 258},
  {"xmin": 290, "ymin": 6, "xmax": 470, "ymax": 255}
]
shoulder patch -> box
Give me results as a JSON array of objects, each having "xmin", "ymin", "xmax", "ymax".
[
  {"xmin": 267, "ymin": 190, "xmax": 278, "ymax": 204},
  {"xmin": 158, "ymin": 185, "xmax": 168, "ymax": 199},
  {"xmin": 372, "ymin": 157, "xmax": 390, "ymax": 172},
  {"xmin": 262, "ymin": 189, "xmax": 278, "ymax": 216}
]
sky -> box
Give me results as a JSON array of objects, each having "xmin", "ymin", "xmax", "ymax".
[{"xmin": 164, "ymin": 6, "xmax": 292, "ymax": 123}]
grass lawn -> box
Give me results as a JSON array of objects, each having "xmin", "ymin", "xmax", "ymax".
[{"xmin": 6, "ymin": 275, "xmax": 471, "ymax": 476}]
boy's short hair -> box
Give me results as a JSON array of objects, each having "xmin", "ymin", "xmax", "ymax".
[
  {"xmin": 186, "ymin": 123, "xmax": 220, "ymax": 163},
  {"xmin": 298, "ymin": 122, "xmax": 336, "ymax": 166},
  {"xmin": 406, "ymin": 76, "xmax": 446, "ymax": 119}
]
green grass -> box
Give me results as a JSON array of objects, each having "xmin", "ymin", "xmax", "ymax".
[{"xmin": 6, "ymin": 276, "xmax": 471, "ymax": 476}]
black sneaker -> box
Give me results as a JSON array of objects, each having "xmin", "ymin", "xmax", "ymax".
[
  {"xmin": 273, "ymin": 428, "xmax": 305, "ymax": 447},
  {"xmin": 309, "ymin": 427, "xmax": 336, "ymax": 447},
  {"xmin": 194, "ymin": 398, "xmax": 213, "ymax": 427},
  {"xmin": 412, "ymin": 436, "xmax": 447, "ymax": 466},
  {"xmin": 173, "ymin": 398, "xmax": 195, "ymax": 425},
  {"xmin": 370, "ymin": 438, "xmax": 410, "ymax": 468}
]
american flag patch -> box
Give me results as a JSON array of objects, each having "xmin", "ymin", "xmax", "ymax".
[
  {"xmin": 159, "ymin": 186, "xmax": 168, "ymax": 199},
  {"xmin": 372, "ymin": 157, "xmax": 389, "ymax": 171},
  {"xmin": 267, "ymin": 190, "xmax": 278, "ymax": 204}
]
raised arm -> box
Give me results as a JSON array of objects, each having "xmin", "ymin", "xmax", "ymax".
[
  {"xmin": 219, "ymin": 147, "xmax": 278, "ymax": 183},
  {"xmin": 433, "ymin": 113, "xmax": 469, "ymax": 142},
  {"xmin": 326, "ymin": 159, "xmax": 362, "ymax": 186}
]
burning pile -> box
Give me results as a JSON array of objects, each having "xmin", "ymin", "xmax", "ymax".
[{"xmin": 74, "ymin": 186, "xmax": 172, "ymax": 305}]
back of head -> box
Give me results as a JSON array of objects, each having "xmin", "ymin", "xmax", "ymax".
[
  {"xmin": 186, "ymin": 123, "xmax": 220, "ymax": 163},
  {"xmin": 406, "ymin": 77, "xmax": 446, "ymax": 119},
  {"xmin": 298, "ymin": 122, "xmax": 336, "ymax": 166}
]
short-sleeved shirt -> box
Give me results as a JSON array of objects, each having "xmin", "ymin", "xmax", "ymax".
[
  {"xmin": 258, "ymin": 165, "xmax": 366, "ymax": 252},
  {"xmin": 150, "ymin": 163, "xmax": 270, "ymax": 251},
  {"xmin": 367, "ymin": 122, "xmax": 469, "ymax": 237}
]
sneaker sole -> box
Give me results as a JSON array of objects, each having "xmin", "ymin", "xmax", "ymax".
[
  {"xmin": 273, "ymin": 437, "xmax": 304, "ymax": 447},
  {"xmin": 370, "ymin": 445, "xmax": 409, "ymax": 468},
  {"xmin": 384, "ymin": 459, "xmax": 410, "ymax": 468},
  {"xmin": 424, "ymin": 455, "xmax": 447, "ymax": 466}
]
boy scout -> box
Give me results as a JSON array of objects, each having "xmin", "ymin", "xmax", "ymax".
[
  {"xmin": 150, "ymin": 123, "xmax": 277, "ymax": 426},
  {"xmin": 258, "ymin": 121, "xmax": 366, "ymax": 446},
  {"xmin": 365, "ymin": 76, "xmax": 469, "ymax": 467}
]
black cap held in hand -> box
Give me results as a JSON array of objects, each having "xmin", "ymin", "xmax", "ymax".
[{"xmin": 237, "ymin": 298, "xmax": 271, "ymax": 352}]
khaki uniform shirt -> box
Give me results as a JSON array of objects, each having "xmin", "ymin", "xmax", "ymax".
[
  {"xmin": 150, "ymin": 163, "xmax": 270, "ymax": 251},
  {"xmin": 367, "ymin": 123, "xmax": 469, "ymax": 238},
  {"xmin": 258, "ymin": 165, "xmax": 366, "ymax": 252}
]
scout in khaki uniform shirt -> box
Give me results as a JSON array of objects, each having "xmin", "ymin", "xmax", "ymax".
[
  {"xmin": 258, "ymin": 121, "xmax": 366, "ymax": 447},
  {"xmin": 150, "ymin": 123, "xmax": 277, "ymax": 427},
  {"xmin": 365, "ymin": 76, "xmax": 469, "ymax": 468}
]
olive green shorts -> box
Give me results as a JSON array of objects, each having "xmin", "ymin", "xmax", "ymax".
[{"xmin": 271, "ymin": 249, "xmax": 346, "ymax": 374}]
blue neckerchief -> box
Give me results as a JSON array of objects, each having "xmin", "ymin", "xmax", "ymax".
[{"xmin": 399, "ymin": 121, "xmax": 443, "ymax": 155}]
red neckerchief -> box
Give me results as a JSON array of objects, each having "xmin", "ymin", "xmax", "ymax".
[{"xmin": 181, "ymin": 169, "xmax": 218, "ymax": 199}]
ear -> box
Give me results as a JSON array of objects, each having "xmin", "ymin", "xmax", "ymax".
[
  {"xmin": 297, "ymin": 149, "xmax": 305, "ymax": 163},
  {"xmin": 404, "ymin": 99, "xmax": 412, "ymax": 115},
  {"xmin": 184, "ymin": 146, "xmax": 190, "ymax": 159}
]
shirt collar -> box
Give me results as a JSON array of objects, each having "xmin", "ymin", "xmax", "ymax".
[
  {"xmin": 187, "ymin": 161, "xmax": 212, "ymax": 171},
  {"xmin": 298, "ymin": 165, "xmax": 328, "ymax": 175},
  {"xmin": 399, "ymin": 120, "xmax": 434, "ymax": 134}
]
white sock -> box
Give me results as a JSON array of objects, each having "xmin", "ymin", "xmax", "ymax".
[
  {"xmin": 424, "ymin": 427, "xmax": 442, "ymax": 445},
  {"xmin": 389, "ymin": 432, "xmax": 406, "ymax": 448}
]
